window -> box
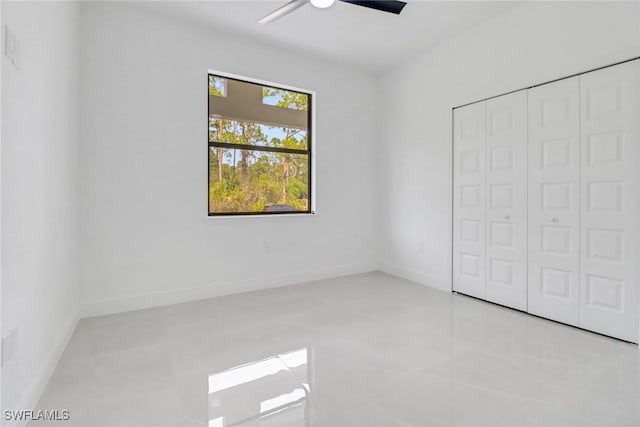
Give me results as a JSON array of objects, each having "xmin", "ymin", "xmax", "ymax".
[{"xmin": 208, "ymin": 73, "xmax": 313, "ymax": 216}]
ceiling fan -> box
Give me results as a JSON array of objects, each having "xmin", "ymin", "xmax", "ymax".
[{"xmin": 258, "ymin": 0, "xmax": 407, "ymax": 24}]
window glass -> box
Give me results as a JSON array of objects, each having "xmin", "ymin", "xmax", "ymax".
[
  {"xmin": 209, "ymin": 76, "xmax": 227, "ymax": 97},
  {"xmin": 208, "ymin": 74, "xmax": 312, "ymax": 215}
]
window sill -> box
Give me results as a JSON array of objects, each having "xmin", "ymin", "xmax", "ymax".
[{"xmin": 203, "ymin": 212, "xmax": 317, "ymax": 222}]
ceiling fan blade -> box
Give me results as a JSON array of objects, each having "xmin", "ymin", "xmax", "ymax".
[
  {"xmin": 258, "ymin": 0, "xmax": 309, "ymax": 24},
  {"xmin": 339, "ymin": 0, "xmax": 407, "ymax": 15}
]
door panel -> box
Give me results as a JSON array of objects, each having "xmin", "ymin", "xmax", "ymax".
[
  {"xmin": 528, "ymin": 78, "xmax": 580, "ymax": 326},
  {"xmin": 453, "ymin": 60, "xmax": 639, "ymax": 344},
  {"xmin": 485, "ymin": 90, "xmax": 528, "ymax": 310},
  {"xmin": 578, "ymin": 61, "xmax": 639, "ymax": 343},
  {"xmin": 453, "ymin": 102, "xmax": 486, "ymax": 299}
]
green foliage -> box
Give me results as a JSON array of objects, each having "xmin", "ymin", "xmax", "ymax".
[
  {"xmin": 263, "ymin": 87, "xmax": 308, "ymax": 111},
  {"xmin": 208, "ymin": 86, "xmax": 310, "ymax": 214},
  {"xmin": 209, "ymin": 76, "xmax": 226, "ymax": 97},
  {"xmin": 209, "ymin": 146, "xmax": 309, "ymax": 213}
]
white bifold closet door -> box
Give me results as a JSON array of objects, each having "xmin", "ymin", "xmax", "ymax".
[
  {"xmin": 485, "ymin": 91, "xmax": 528, "ymax": 310},
  {"xmin": 578, "ymin": 61, "xmax": 639, "ymax": 342},
  {"xmin": 453, "ymin": 102, "xmax": 486, "ymax": 300},
  {"xmin": 527, "ymin": 61, "xmax": 639, "ymax": 342},
  {"xmin": 455, "ymin": 60, "xmax": 639, "ymax": 342},
  {"xmin": 527, "ymin": 77, "xmax": 581, "ymax": 326},
  {"xmin": 453, "ymin": 91, "xmax": 527, "ymax": 310}
]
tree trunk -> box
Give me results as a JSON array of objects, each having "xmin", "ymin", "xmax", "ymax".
[
  {"xmin": 240, "ymin": 124, "xmax": 249, "ymax": 189},
  {"xmin": 217, "ymin": 119, "xmax": 223, "ymax": 182},
  {"xmin": 281, "ymin": 157, "xmax": 289, "ymax": 203}
]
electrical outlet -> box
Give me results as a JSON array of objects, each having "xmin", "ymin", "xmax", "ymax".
[
  {"xmin": 1, "ymin": 328, "xmax": 18, "ymax": 366},
  {"xmin": 4, "ymin": 25, "xmax": 20, "ymax": 69}
]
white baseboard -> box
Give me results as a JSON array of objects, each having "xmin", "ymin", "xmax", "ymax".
[
  {"xmin": 379, "ymin": 262, "xmax": 451, "ymax": 293},
  {"xmin": 80, "ymin": 262, "xmax": 378, "ymax": 318},
  {"xmin": 9, "ymin": 313, "xmax": 79, "ymax": 427}
]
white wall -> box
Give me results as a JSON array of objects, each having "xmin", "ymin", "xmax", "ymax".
[
  {"xmin": 379, "ymin": 1, "xmax": 640, "ymax": 291},
  {"xmin": 78, "ymin": 2, "xmax": 379, "ymax": 316},
  {"xmin": 1, "ymin": 1, "xmax": 80, "ymax": 418}
]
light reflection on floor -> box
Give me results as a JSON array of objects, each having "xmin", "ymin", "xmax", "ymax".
[{"xmin": 208, "ymin": 349, "xmax": 312, "ymax": 426}]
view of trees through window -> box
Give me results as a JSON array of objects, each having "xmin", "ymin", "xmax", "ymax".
[{"xmin": 208, "ymin": 74, "xmax": 312, "ymax": 215}]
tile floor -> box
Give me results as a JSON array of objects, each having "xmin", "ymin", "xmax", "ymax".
[{"xmin": 33, "ymin": 272, "xmax": 640, "ymax": 426}]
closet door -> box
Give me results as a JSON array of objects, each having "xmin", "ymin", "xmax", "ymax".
[
  {"xmin": 528, "ymin": 78, "xmax": 581, "ymax": 326},
  {"xmin": 485, "ymin": 90, "xmax": 528, "ymax": 310},
  {"xmin": 578, "ymin": 61, "xmax": 640, "ymax": 342},
  {"xmin": 453, "ymin": 102, "xmax": 486, "ymax": 299}
]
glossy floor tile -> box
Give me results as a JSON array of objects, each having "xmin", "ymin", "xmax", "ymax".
[{"xmin": 33, "ymin": 272, "xmax": 640, "ymax": 426}]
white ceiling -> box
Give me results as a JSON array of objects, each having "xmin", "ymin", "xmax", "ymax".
[{"xmin": 131, "ymin": 0, "xmax": 521, "ymax": 71}]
